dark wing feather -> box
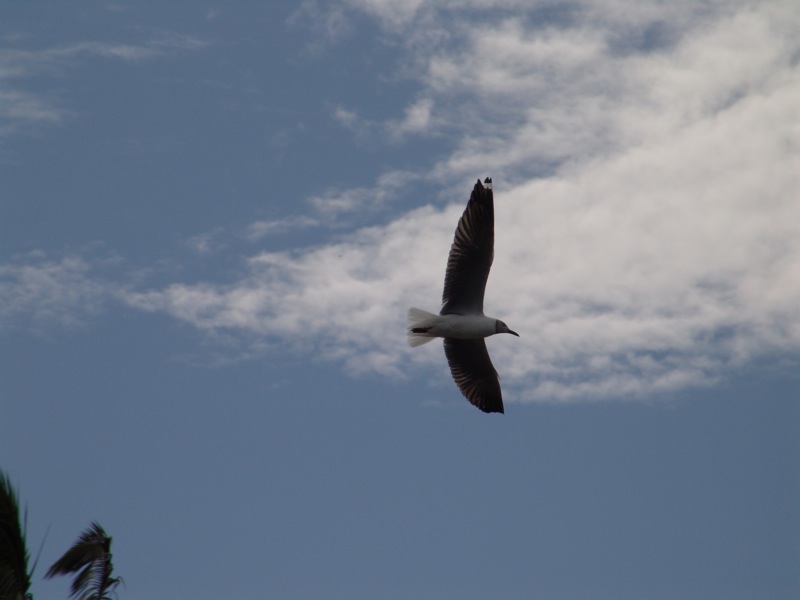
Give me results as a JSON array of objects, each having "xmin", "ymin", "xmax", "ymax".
[
  {"xmin": 443, "ymin": 338, "xmax": 504, "ymax": 413},
  {"xmin": 440, "ymin": 179, "xmax": 494, "ymax": 315}
]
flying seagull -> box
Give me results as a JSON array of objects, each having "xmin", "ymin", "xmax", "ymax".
[{"xmin": 408, "ymin": 177, "xmax": 518, "ymax": 414}]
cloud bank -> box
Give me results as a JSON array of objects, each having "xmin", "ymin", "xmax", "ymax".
[{"xmin": 3, "ymin": 0, "xmax": 799, "ymax": 402}]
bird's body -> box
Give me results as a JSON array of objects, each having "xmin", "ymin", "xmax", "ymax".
[
  {"xmin": 408, "ymin": 178, "xmax": 518, "ymax": 414},
  {"xmin": 408, "ymin": 309, "xmax": 510, "ymax": 342}
]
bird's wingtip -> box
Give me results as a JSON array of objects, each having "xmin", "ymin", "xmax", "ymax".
[{"xmin": 483, "ymin": 176, "xmax": 492, "ymax": 189}]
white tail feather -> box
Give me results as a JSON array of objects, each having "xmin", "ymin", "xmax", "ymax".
[{"xmin": 407, "ymin": 307, "xmax": 439, "ymax": 347}]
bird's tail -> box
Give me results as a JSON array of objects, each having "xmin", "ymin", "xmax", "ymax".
[{"xmin": 407, "ymin": 307, "xmax": 438, "ymax": 347}]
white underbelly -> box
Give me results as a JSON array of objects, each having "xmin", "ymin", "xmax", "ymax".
[{"xmin": 431, "ymin": 314, "xmax": 496, "ymax": 339}]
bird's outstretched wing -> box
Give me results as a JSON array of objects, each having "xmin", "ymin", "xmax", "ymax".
[
  {"xmin": 440, "ymin": 178, "xmax": 494, "ymax": 315},
  {"xmin": 443, "ymin": 338, "xmax": 504, "ymax": 413}
]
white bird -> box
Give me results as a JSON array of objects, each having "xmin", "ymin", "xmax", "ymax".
[{"xmin": 408, "ymin": 177, "xmax": 518, "ymax": 414}]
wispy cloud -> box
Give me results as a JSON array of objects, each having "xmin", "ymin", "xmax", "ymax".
[
  {"xmin": 0, "ymin": 42, "xmax": 159, "ymax": 79},
  {"xmin": 185, "ymin": 230, "xmax": 228, "ymax": 256},
  {"xmin": 246, "ymin": 216, "xmax": 321, "ymax": 241},
  {"xmin": 0, "ymin": 89, "xmax": 65, "ymax": 129},
  {"xmin": 194, "ymin": 171, "xmax": 417, "ymax": 247},
  {"xmin": 345, "ymin": 0, "xmax": 425, "ymax": 32},
  {"xmin": 326, "ymin": 0, "xmax": 799, "ymax": 183},
  {"xmin": 0, "ymin": 253, "xmax": 118, "ymax": 333},
  {"xmin": 287, "ymin": 2, "xmax": 354, "ymax": 52},
  {"xmin": 0, "ymin": 36, "xmax": 206, "ymax": 135},
  {"xmin": 307, "ymin": 170, "xmax": 418, "ymax": 217}
]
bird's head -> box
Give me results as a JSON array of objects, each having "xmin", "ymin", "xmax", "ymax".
[{"xmin": 495, "ymin": 320, "xmax": 519, "ymax": 337}]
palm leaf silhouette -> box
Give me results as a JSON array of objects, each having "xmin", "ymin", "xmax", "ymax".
[
  {"xmin": 0, "ymin": 471, "xmax": 32, "ymax": 600},
  {"xmin": 45, "ymin": 523, "xmax": 120, "ymax": 600}
]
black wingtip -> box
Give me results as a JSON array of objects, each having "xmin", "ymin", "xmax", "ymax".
[{"xmin": 482, "ymin": 176, "xmax": 492, "ymax": 190}]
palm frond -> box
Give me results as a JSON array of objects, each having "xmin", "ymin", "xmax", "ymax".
[
  {"xmin": 46, "ymin": 523, "xmax": 121, "ymax": 600},
  {"xmin": 0, "ymin": 471, "xmax": 32, "ymax": 600}
]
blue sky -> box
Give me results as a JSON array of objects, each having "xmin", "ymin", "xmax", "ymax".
[{"xmin": 2, "ymin": 1, "xmax": 799, "ymax": 598}]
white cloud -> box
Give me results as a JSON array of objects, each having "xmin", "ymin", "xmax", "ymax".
[
  {"xmin": 491, "ymin": 77, "xmax": 800, "ymax": 400},
  {"xmin": 5, "ymin": 1, "xmax": 799, "ymax": 404},
  {"xmin": 122, "ymin": 203, "xmax": 454, "ymax": 377},
  {"xmin": 387, "ymin": 97, "xmax": 434, "ymax": 140},
  {"xmin": 132, "ymin": 0, "xmax": 798, "ymax": 401},
  {"xmin": 333, "ymin": 106, "xmax": 359, "ymax": 128},
  {"xmin": 123, "ymin": 107, "xmax": 800, "ymax": 397}
]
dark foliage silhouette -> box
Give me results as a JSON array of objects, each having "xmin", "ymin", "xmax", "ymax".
[
  {"xmin": 0, "ymin": 471, "xmax": 32, "ymax": 600},
  {"xmin": 45, "ymin": 523, "xmax": 120, "ymax": 600}
]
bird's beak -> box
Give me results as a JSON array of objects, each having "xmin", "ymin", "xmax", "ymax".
[{"xmin": 508, "ymin": 329, "xmax": 519, "ymax": 337}]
